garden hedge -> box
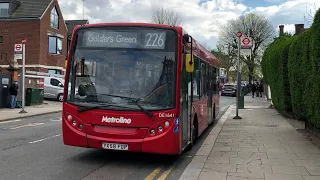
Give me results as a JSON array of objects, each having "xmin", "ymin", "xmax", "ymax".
[{"xmin": 262, "ymin": 8, "xmax": 320, "ymax": 127}]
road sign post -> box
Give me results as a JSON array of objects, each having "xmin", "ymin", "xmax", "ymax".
[
  {"xmin": 19, "ymin": 39, "xmax": 27, "ymax": 114},
  {"xmin": 233, "ymin": 32, "xmax": 243, "ymax": 120}
]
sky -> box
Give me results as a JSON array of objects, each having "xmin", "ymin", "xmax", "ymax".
[{"xmin": 58, "ymin": 0, "xmax": 320, "ymax": 50}]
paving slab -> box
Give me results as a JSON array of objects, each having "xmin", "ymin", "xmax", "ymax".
[
  {"xmin": 178, "ymin": 97, "xmax": 320, "ymax": 180},
  {"xmin": 0, "ymin": 101, "xmax": 62, "ymax": 122}
]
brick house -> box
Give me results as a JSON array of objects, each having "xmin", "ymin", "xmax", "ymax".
[
  {"xmin": 0, "ymin": 0, "xmax": 68, "ymax": 77},
  {"xmin": 65, "ymin": 19, "xmax": 89, "ymax": 57}
]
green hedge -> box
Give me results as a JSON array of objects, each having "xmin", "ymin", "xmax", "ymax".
[
  {"xmin": 262, "ymin": 8, "xmax": 320, "ymax": 127},
  {"xmin": 261, "ymin": 34, "xmax": 294, "ymax": 112}
]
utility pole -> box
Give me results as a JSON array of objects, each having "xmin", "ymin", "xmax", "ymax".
[{"xmin": 234, "ymin": 32, "xmax": 242, "ymax": 120}]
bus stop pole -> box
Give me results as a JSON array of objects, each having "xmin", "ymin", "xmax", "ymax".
[
  {"xmin": 19, "ymin": 41, "xmax": 27, "ymax": 113},
  {"xmin": 233, "ymin": 34, "xmax": 242, "ymax": 120}
]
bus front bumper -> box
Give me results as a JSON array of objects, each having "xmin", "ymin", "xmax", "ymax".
[{"xmin": 62, "ymin": 120, "xmax": 182, "ymax": 155}]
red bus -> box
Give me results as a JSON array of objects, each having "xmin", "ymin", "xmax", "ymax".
[{"xmin": 62, "ymin": 22, "xmax": 220, "ymax": 155}]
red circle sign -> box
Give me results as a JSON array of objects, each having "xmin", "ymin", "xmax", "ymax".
[
  {"xmin": 236, "ymin": 31, "xmax": 242, "ymax": 38},
  {"xmin": 15, "ymin": 45, "xmax": 21, "ymax": 51},
  {"xmin": 242, "ymin": 38, "xmax": 250, "ymax": 45}
]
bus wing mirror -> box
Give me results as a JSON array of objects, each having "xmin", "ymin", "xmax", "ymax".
[
  {"xmin": 185, "ymin": 54, "xmax": 194, "ymax": 73},
  {"xmin": 183, "ymin": 34, "xmax": 192, "ymax": 43}
]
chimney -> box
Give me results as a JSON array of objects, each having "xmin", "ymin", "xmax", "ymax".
[
  {"xmin": 295, "ymin": 24, "xmax": 304, "ymax": 35},
  {"xmin": 279, "ymin": 25, "xmax": 284, "ymax": 36}
]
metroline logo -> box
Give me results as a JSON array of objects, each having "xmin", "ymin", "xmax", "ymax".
[{"xmin": 101, "ymin": 116, "xmax": 132, "ymax": 124}]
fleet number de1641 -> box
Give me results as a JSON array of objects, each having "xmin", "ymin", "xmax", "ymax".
[{"xmin": 159, "ymin": 113, "xmax": 175, "ymax": 118}]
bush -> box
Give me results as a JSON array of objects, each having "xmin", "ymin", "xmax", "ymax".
[
  {"xmin": 262, "ymin": 8, "xmax": 320, "ymax": 127},
  {"xmin": 261, "ymin": 34, "xmax": 293, "ymax": 112}
]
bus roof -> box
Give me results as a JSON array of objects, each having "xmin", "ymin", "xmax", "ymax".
[
  {"xmin": 184, "ymin": 36, "xmax": 220, "ymax": 67},
  {"xmin": 72, "ymin": 22, "xmax": 220, "ymax": 67}
]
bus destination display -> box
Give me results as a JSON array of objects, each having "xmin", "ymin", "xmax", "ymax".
[{"xmin": 82, "ymin": 30, "xmax": 167, "ymax": 49}]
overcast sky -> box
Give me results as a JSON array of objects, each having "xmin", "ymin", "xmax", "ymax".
[{"xmin": 59, "ymin": 0, "xmax": 319, "ymax": 49}]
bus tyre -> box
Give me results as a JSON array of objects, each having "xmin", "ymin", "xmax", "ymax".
[{"xmin": 57, "ymin": 94, "xmax": 63, "ymax": 102}]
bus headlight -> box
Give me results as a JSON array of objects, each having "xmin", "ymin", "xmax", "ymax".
[
  {"xmin": 67, "ymin": 115, "xmax": 72, "ymax": 121},
  {"xmin": 72, "ymin": 120, "xmax": 77, "ymax": 126},
  {"xmin": 164, "ymin": 121, "xmax": 170, "ymax": 127},
  {"xmin": 150, "ymin": 129, "xmax": 156, "ymax": 135}
]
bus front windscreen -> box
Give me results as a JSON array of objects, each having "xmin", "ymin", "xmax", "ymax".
[{"xmin": 66, "ymin": 27, "xmax": 177, "ymax": 111}]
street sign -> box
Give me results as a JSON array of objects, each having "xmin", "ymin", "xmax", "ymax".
[
  {"xmin": 241, "ymin": 48, "xmax": 251, "ymax": 56},
  {"xmin": 14, "ymin": 44, "xmax": 22, "ymax": 52},
  {"xmin": 241, "ymin": 37, "xmax": 252, "ymax": 47},
  {"xmin": 236, "ymin": 31, "xmax": 242, "ymax": 38}
]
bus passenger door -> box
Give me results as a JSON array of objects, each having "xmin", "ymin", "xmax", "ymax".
[
  {"xmin": 180, "ymin": 54, "xmax": 192, "ymax": 149},
  {"xmin": 208, "ymin": 66, "xmax": 214, "ymax": 125}
]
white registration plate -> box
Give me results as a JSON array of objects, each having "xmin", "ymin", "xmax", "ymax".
[{"xmin": 102, "ymin": 142, "xmax": 128, "ymax": 150}]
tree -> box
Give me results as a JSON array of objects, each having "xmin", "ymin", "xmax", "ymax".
[
  {"xmin": 150, "ymin": 6, "xmax": 183, "ymax": 26},
  {"xmin": 211, "ymin": 44, "xmax": 236, "ymax": 82},
  {"xmin": 218, "ymin": 13, "xmax": 276, "ymax": 85},
  {"xmin": 303, "ymin": 3, "xmax": 319, "ymax": 26}
]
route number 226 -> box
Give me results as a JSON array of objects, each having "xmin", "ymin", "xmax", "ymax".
[{"xmin": 145, "ymin": 33, "xmax": 165, "ymax": 48}]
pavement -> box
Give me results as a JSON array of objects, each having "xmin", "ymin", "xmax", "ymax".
[
  {"xmin": 179, "ymin": 96, "xmax": 320, "ymax": 180},
  {"xmin": 0, "ymin": 100, "xmax": 62, "ymax": 122}
]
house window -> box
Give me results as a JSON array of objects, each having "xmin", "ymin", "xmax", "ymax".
[
  {"xmin": 48, "ymin": 69, "xmax": 62, "ymax": 75},
  {"xmin": 49, "ymin": 36, "xmax": 63, "ymax": 54},
  {"xmin": 0, "ymin": 3, "xmax": 9, "ymax": 17},
  {"xmin": 0, "ymin": 36, "xmax": 3, "ymax": 43},
  {"xmin": 50, "ymin": 7, "xmax": 59, "ymax": 29}
]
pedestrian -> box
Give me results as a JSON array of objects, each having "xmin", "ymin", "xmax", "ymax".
[
  {"xmin": 256, "ymin": 82, "xmax": 260, "ymax": 97},
  {"xmin": 258, "ymin": 82, "xmax": 263, "ymax": 97},
  {"xmin": 9, "ymin": 80, "xmax": 19, "ymax": 109},
  {"xmin": 251, "ymin": 83, "xmax": 256, "ymax": 98}
]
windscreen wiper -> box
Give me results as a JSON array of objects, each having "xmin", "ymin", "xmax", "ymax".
[
  {"xmin": 77, "ymin": 103, "xmax": 135, "ymax": 113},
  {"xmin": 95, "ymin": 93, "xmax": 153, "ymax": 118}
]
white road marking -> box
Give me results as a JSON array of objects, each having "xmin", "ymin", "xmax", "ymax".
[
  {"xmin": 29, "ymin": 134, "xmax": 61, "ymax": 144},
  {"xmin": 9, "ymin": 123, "xmax": 44, "ymax": 130},
  {"xmin": 50, "ymin": 118, "xmax": 62, "ymax": 122},
  {"xmin": 0, "ymin": 119, "xmax": 21, "ymax": 124}
]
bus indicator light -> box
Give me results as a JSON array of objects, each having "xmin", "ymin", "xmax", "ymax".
[
  {"xmin": 173, "ymin": 126, "xmax": 179, "ymax": 134},
  {"xmin": 174, "ymin": 118, "xmax": 179, "ymax": 125}
]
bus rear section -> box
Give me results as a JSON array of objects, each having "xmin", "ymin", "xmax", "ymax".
[{"xmin": 62, "ymin": 24, "xmax": 183, "ymax": 155}]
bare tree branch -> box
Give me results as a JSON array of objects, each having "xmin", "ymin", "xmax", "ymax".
[
  {"xmin": 150, "ymin": 6, "xmax": 183, "ymax": 26},
  {"xmin": 217, "ymin": 13, "xmax": 276, "ymax": 84},
  {"xmin": 201, "ymin": 41, "xmax": 212, "ymax": 51},
  {"xmin": 303, "ymin": 3, "xmax": 319, "ymax": 26}
]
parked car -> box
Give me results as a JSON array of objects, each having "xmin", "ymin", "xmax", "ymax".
[
  {"xmin": 44, "ymin": 77, "xmax": 65, "ymax": 101},
  {"xmin": 221, "ymin": 84, "xmax": 237, "ymax": 97},
  {"xmin": 44, "ymin": 76, "xmax": 80, "ymax": 102}
]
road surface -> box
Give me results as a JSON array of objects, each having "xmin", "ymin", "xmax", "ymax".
[{"xmin": 0, "ymin": 96, "xmax": 235, "ymax": 180}]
